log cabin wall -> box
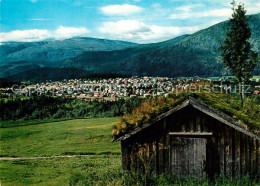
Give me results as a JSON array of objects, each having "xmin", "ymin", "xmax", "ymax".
[{"xmin": 121, "ymin": 105, "xmax": 260, "ymax": 179}]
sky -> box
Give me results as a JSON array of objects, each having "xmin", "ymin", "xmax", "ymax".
[{"xmin": 0, "ymin": 0, "xmax": 259, "ymax": 44}]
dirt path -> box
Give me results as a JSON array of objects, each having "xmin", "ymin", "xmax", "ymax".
[{"xmin": 0, "ymin": 155, "xmax": 94, "ymax": 161}]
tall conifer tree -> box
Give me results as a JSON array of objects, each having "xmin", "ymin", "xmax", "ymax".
[{"xmin": 219, "ymin": 0, "xmax": 259, "ymax": 107}]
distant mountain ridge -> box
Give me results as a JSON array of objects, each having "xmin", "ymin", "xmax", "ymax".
[
  {"xmin": 1, "ymin": 13, "xmax": 260, "ymax": 81},
  {"xmin": 59, "ymin": 13, "xmax": 260, "ymax": 77},
  {"xmin": 0, "ymin": 37, "xmax": 137, "ymax": 63},
  {"xmin": 0, "ymin": 37, "xmax": 137, "ymax": 78}
]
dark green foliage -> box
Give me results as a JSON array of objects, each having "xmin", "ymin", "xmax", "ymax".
[
  {"xmin": 5, "ymin": 67, "xmax": 91, "ymax": 82},
  {"xmin": 0, "ymin": 78, "xmax": 20, "ymax": 88},
  {"xmin": 0, "ymin": 96, "xmax": 144, "ymax": 127}
]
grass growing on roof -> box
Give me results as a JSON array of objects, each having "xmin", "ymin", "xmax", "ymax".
[
  {"xmin": 112, "ymin": 93, "xmax": 191, "ymax": 138},
  {"xmin": 112, "ymin": 92, "xmax": 260, "ymax": 139},
  {"xmin": 198, "ymin": 93, "xmax": 260, "ymax": 133}
]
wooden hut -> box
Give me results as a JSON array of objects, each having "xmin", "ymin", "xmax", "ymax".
[{"xmin": 114, "ymin": 97, "xmax": 260, "ymax": 179}]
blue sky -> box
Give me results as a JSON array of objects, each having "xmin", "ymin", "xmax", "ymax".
[{"xmin": 0, "ymin": 0, "xmax": 259, "ymax": 43}]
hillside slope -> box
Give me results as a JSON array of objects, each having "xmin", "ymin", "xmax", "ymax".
[
  {"xmin": 115, "ymin": 13, "xmax": 260, "ymax": 76},
  {"xmin": 60, "ymin": 34, "xmax": 190, "ymax": 71},
  {"xmin": 0, "ymin": 37, "xmax": 137, "ymax": 64},
  {"xmin": 65, "ymin": 13, "xmax": 260, "ymax": 77}
]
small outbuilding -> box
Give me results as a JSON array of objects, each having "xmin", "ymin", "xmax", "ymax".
[{"xmin": 114, "ymin": 96, "xmax": 259, "ymax": 179}]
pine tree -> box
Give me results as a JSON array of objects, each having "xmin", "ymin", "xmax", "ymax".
[{"xmin": 219, "ymin": 0, "xmax": 259, "ymax": 107}]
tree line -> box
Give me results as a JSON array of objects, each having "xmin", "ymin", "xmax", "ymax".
[{"xmin": 0, "ymin": 96, "xmax": 144, "ymax": 123}]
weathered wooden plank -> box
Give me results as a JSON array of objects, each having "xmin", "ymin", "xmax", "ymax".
[
  {"xmin": 187, "ymin": 138, "xmax": 192, "ymax": 175},
  {"xmin": 148, "ymin": 142, "xmax": 153, "ymax": 176},
  {"xmin": 256, "ymin": 139, "xmax": 259, "ymax": 180},
  {"xmin": 219, "ymin": 129, "xmax": 225, "ymax": 177},
  {"xmin": 158, "ymin": 134, "xmax": 164, "ymax": 174},
  {"xmin": 165, "ymin": 132, "xmax": 170, "ymax": 174},
  {"xmin": 206, "ymin": 137, "xmax": 216, "ymax": 179},
  {"xmin": 226, "ymin": 128, "xmax": 233, "ymax": 177},
  {"xmin": 179, "ymin": 138, "xmax": 186, "ymax": 177},
  {"xmin": 156, "ymin": 140, "xmax": 159, "ymax": 176},
  {"xmin": 251, "ymin": 138, "xmax": 256, "ymax": 176},
  {"xmin": 193, "ymin": 114, "xmax": 197, "ymax": 132},
  {"xmin": 213, "ymin": 136, "xmax": 220, "ymax": 178},
  {"xmin": 223, "ymin": 127, "xmax": 227, "ymax": 176},
  {"xmin": 194, "ymin": 114, "xmax": 200, "ymax": 132},
  {"xmin": 186, "ymin": 111, "xmax": 193, "ymax": 132},
  {"xmin": 171, "ymin": 137, "xmax": 180, "ymax": 176},
  {"xmin": 231, "ymin": 129, "xmax": 235, "ymax": 178},
  {"xmin": 194, "ymin": 138, "xmax": 199, "ymax": 177},
  {"xmin": 246, "ymin": 136, "xmax": 251, "ymax": 174},
  {"xmin": 201, "ymin": 138, "xmax": 207, "ymax": 177},
  {"xmin": 240, "ymin": 133, "xmax": 246, "ymax": 176},
  {"xmin": 202, "ymin": 114, "xmax": 208, "ymax": 132},
  {"xmin": 234, "ymin": 131, "xmax": 241, "ymax": 178},
  {"xmin": 195, "ymin": 138, "xmax": 206, "ymax": 177},
  {"xmin": 121, "ymin": 142, "xmax": 129, "ymax": 170},
  {"xmin": 169, "ymin": 132, "xmax": 212, "ymax": 136}
]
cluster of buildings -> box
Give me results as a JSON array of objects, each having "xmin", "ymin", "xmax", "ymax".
[
  {"xmin": 1, "ymin": 76, "xmax": 259, "ymax": 99},
  {"xmin": 1, "ymin": 77, "xmax": 199, "ymax": 100}
]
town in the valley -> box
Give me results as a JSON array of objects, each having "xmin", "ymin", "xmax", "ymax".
[{"xmin": 1, "ymin": 76, "xmax": 260, "ymax": 99}]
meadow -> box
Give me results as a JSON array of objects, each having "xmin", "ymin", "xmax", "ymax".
[
  {"xmin": 0, "ymin": 118, "xmax": 258, "ymax": 185},
  {"xmin": 0, "ymin": 118, "xmax": 120, "ymax": 157}
]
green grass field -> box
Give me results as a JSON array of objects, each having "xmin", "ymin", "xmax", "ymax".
[
  {"xmin": 0, "ymin": 118, "xmax": 120, "ymax": 157},
  {"xmin": 0, "ymin": 118, "xmax": 122, "ymax": 185},
  {"xmin": 0, "ymin": 155, "xmax": 121, "ymax": 186},
  {"xmin": 0, "ymin": 118, "xmax": 258, "ymax": 185}
]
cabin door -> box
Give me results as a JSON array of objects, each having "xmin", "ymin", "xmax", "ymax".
[{"xmin": 170, "ymin": 137, "xmax": 206, "ymax": 177}]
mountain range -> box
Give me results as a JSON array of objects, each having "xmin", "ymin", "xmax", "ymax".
[{"xmin": 1, "ymin": 13, "xmax": 259, "ymax": 82}]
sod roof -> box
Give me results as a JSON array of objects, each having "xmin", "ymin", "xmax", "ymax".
[{"xmin": 112, "ymin": 92, "xmax": 260, "ymax": 141}]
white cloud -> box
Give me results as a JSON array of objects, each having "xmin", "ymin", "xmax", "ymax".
[
  {"xmin": 170, "ymin": 8, "xmax": 232, "ymax": 20},
  {"xmin": 170, "ymin": 2, "xmax": 260, "ymax": 20},
  {"xmin": 55, "ymin": 26, "xmax": 89, "ymax": 39},
  {"xmin": 100, "ymin": 4, "xmax": 143, "ymax": 16},
  {"xmin": 99, "ymin": 20, "xmax": 201, "ymax": 43},
  {"xmin": 175, "ymin": 4, "xmax": 203, "ymax": 12},
  {"xmin": 30, "ymin": 0, "xmax": 38, "ymax": 3},
  {"xmin": 0, "ymin": 29, "xmax": 51, "ymax": 42},
  {"xmin": 0, "ymin": 26, "xmax": 90, "ymax": 42},
  {"xmin": 247, "ymin": 2, "xmax": 260, "ymax": 14},
  {"xmin": 100, "ymin": 20, "xmax": 151, "ymax": 35}
]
